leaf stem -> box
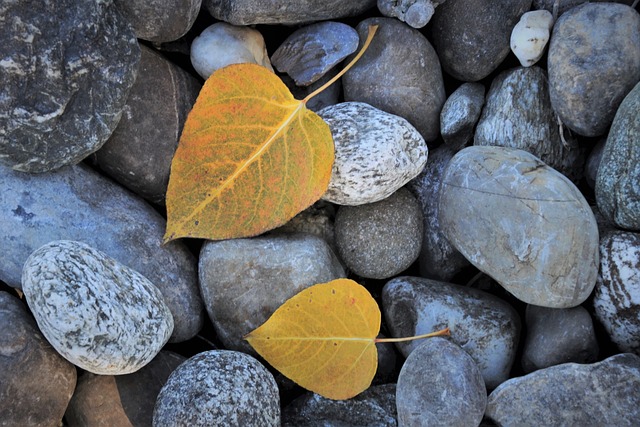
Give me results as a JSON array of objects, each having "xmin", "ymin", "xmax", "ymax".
[
  {"xmin": 302, "ymin": 24, "xmax": 379, "ymax": 103},
  {"xmin": 374, "ymin": 327, "xmax": 451, "ymax": 343}
]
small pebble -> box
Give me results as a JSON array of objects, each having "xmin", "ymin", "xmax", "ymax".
[
  {"xmin": 440, "ymin": 82, "xmax": 485, "ymax": 150},
  {"xmin": 510, "ymin": 10, "xmax": 554, "ymax": 67}
]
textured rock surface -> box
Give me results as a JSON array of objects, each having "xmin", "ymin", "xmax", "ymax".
[
  {"xmin": 0, "ymin": 0, "xmax": 140, "ymax": 172},
  {"xmin": 439, "ymin": 146, "xmax": 599, "ymax": 308},
  {"xmin": 318, "ymin": 102, "xmax": 428, "ymax": 205},
  {"xmin": 271, "ymin": 21, "xmax": 358, "ymax": 86},
  {"xmin": 334, "ymin": 188, "xmax": 423, "ymax": 279},
  {"xmin": 377, "ymin": 0, "xmax": 440, "ymax": 28},
  {"xmin": 203, "ymin": 0, "xmax": 376, "ymax": 25},
  {"xmin": 474, "ymin": 66, "xmax": 583, "ymax": 181},
  {"xmin": 153, "ymin": 351, "xmax": 280, "ymax": 426},
  {"xmin": 431, "ymin": 0, "xmax": 531, "ymax": 81},
  {"xmin": 440, "ymin": 82, "xmax": 485, "ymax": 150},
  {"xmin": 199, "ymin": 233, "xmax": 345, "ymax": 353},
  {"xmin": 65, "ymin": 351, "xmax": 185, "ymax": 427},
  {"xmin": 0, "ymin": 292, "xmax": 77, "ymax": 426},
  {"xmin": 383, "ymin": 276, "xmax": 520, "ymax": 388},
  {"xmin": 282, "ymin": 384, "xmax": 396, "ymax": 427},
  {"xmin": 0, "ymin": 163, "xmax": 203, "ymax": 342},
  {"xmin": 397, "ymin": 338, "xmax": 486, "ymax": 427},
  {"xmin": 114, "ymin": 0, "xmax": 200, "ymax": 42},
  {"xmin": 96, "ymin": 45, "xmax": 201, "ymax": 204},
  {"xmin": 522, "ymin": 305, "xmax": 599, "ymax": 373},
  {"xmin": 343, "ymin": 18, "xmax": 445, "ymax": 142},
  {"xmin": 596, "ymin": 81, "xmax": 640, "ymax": 231},
  {"xmin": 548, "ymin": 3, "xmax": 640, "ymax": 137},
  {"xmin": 486, "ymin": 354, "xmax": 640, "ymax": 426},
  {"xmin": 22, "ymin": 240, "xmax": 174, "ymax": 374},
  {"xmin": 593, "ymin": 230, "xmax": 640, "ymax": 354}
]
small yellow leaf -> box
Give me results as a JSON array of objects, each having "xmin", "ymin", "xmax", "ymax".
[{"xmin": 245, "ymin": 279, "xmax": 380, "ymax": 400}]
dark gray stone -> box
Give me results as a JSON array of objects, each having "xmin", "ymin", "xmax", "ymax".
[
  {"xmin": 343, "ymin": 17, "xmax": 445, "ymax": 142},
  {"xmin": 96, "ymin": 45, "xmax": 201, "ymax": 204},
  {"xmin": 22, "ymin": 240, "xmax": 174, "ymax": 374},
  {"xmin": 114, "ymin": 0, "xmax": 201, "ymax": 42},
  {"xmin": 274, "ymin": 201, "xmax": 337, "ymax": 254},
  {"xmin": 486, "ymin": 354, "xmax": 640, "ymax": 426},
  {"xmin": 593, "ymin": 230, "xmax": 640, "ymax": 355},
  {"xmin": 474, "ymin": 66, "xmax": 584, "ymax": 182},
  {"xmin": 382, "ymin": 276, "xmax": 520, "ymax": 388},
  {"xmin": 65, "ymin": 351, "xmax": 186, "ymax": 427},
  {"xmin": 407, "ymin": 145, "xmax": 470, "ymax": 281},
  {"xmin": 199, "ymin": 232, "xmax": 345, "ymax": 354},
  {"xmin": 271, "ymin": 21, "xmax": 359, "ymax": 86},
  {"xmin": 548, "ymin": 3, "xmax": 640, "ymax": 137},
  {"xmin": 595, "ymin": 81, "xmax": 640, "ymax": 231},
  {"xmin": 438, "ymin": 146, "xmax": 599, "ymax": 308},
  {"xmin": 440, "ymin": 82, "xmax": 485, "ymax": 150},
  {"xmin": 203, "ymin": 0, "xmax": 375, "ymax": 25},
  {"xmin": 282, "ymin": 384, "xmax": 397, "ymax": 427},
  {"xmin": 585, "ymin": 139, "xmax": 605, "ymax": 190},
  {"xmin": 0, "ymin": 0, "xmax": 140, "ymax": 172},
  {"xmin": 522, "ymin": 305, "xmax": 599, "ymax": 373},
  {"xmin": 334, "ymin": 188, "xmax": 423, "ymax": 279},
  {"xmin": 0, "ymin": 292, "xmax": 76, "ymax": 426},
  {"xmin": 431, "ymin": 0, "xmax": 531, "ymax": 81},
  {"xmin": 397, "ymin": 338, "xmax": 486, "ymax": 427},
  {"xmin": 153, "ymin": 350, "xmax": 280, "ymax": 426},
  {"xmin": 0, "ymin": 163, "xmax": 204, "ymax": 343}
]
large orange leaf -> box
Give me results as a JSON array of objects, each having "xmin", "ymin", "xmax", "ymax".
[{"xmin": 245, "ymin": 279, "xmax": 380, "ymax": 400}]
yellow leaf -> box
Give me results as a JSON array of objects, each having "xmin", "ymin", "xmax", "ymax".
[{"xmin": 245, "ymin": 279, "xmax": 380, "ymax": 400}]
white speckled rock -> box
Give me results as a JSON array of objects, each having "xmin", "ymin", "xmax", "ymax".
[
  {"xmin": 318, "ymin": 102, "xmax": 428, "ymax": 206},
  {"xmin": 22, "ymin": 240, "xmax": 174, "ymax": 375},
  {"xmin": 190, "ymin": 22, "xmax": 273, "ymax": 80},
  {"xmin": 510, "ymin": 10, "xmax": 554, "ymax": 67},
  {"xmin": 153, "ymin": 350, "xmax": 280, "ymax": 426}
]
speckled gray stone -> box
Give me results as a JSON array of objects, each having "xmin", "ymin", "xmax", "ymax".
[
  {"xmin": 318, "ymin": 102, "xmax": 428, "ymax": 206},
  {"xmin": 0, "ymin": 292, "xmax": 77, "ymax": 427},
  {"xmin": 334, "ymin": 188, "xmax": 423, "ymax": 279},
  {"xmin": 486, "ymin": 354, "xmax": 640, "ymax": 426},
  {"xmin": 593, "ymin": 230, "xmax": 640, "ymax": 355},
  {"xmin": 397, "ymin": 338, "xmax": 486, "ymax": 427},
  {"xmin": 153, "ymin": 350, "xmax": 280, "ymax": 427},
  {"xmin": 596, "ymin": 81, "xmax": 640, "ymax": 231},
  {"xmin": 548, "ymin": 3, "xmax": 640, "ymax": 137},
  {"xmin": 382, "ymin": 276, "xmax": 520, "ymax": 389},
  {"xmin": 22, "ymin": 240, "xmax": 174, "ymax": 375},
  {"xmin": 0, "ymin": 0, "xmax": 140, "ymax": 172},
  {"xmin": 440, "ymin": 82, "xmax": 485, "ymax": 150},
  {"xmin": 114, "ymin": 0, "xmax": 200, "ymax": 42},
  {"xmin": 271, "ymin": 21, "xmax": 359, "ymax": 86},
  {"xmin": 438, "ymin": 146, "xmax": 599, "ymax": 308},
  {"xmin": 199, "ymin": 232, "xmax": 345, "ymax": 354}
]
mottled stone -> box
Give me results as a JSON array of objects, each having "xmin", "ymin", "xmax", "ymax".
[
  {"xmin": 153, "ymin": 350, "xmax": 280, "ymax": 426},
  {"xmin": 439, "ymin": 146, "xmax": 599, "ymax": 308},
  {"xmin": 274, "ymin": 201, "xmax": 337, "ymax": 254},
  {"xmin": 397, "ymin": 338, "xmax": 486, "ymax": 426},
  {"xmin": 96, "ymin": 45, "xmax": 201, "ymax": 204},
  {"xmin": 585, "ymin": 139, "xmax": 605, "ymax": 190},
  {"xmin": 378, "ymin": 0, "xmax": 442, "ymax": 29},
  {"xmin": 522, "ymin": 305, "xmax": 599, "ymax": 373},
  {"xmin": 65, "ymin": 351, "xmax": 186, "ymax": 427},
  {"xmin": 593, "ymin": 230, "xmax": 640, "ymax": 355},
  {"xmin": 0, "ymin": 0, "xmax": 140, "ymax": 172},
  {"xmin": 22, "ymin": 240, "xmax": 174, "ymax": 375},
  {"xmin": 0, "ymin": 292, "xmax": 76, "ymax": 426},
  {"xmin": 199, "ymin": 233, "xmax": 345, "ymax": 354},
  {"xmin": 431, "ymin": 0, "xmax": 531, "ymax": 81},
  {"xmin": 282, "ymin": 384, "xmax": 396, "ymax": 427},
  {"xmin": 440, "ymin": 82, "xmax": 485, "ymax": 150},
  {"xmin": 548, "ymin": 3, "xmax": 640, "ymax": 137},
  {"xmin": 203, "ymin": 0, "xmax": 376, "ymax": 25},
  {"xmin": 407, "ymin": 145, "xmax": 470, "ymax": 281},
  {"xmin": 486, "ymin": 354, "xmax": 640, "ymax": 425},
  {"xmin": 114, "ymin": 0, "xmax": 200, "ymax": 42},
  {"xmin": 334, "ymin": 188, "xmax": 423, "ymax": 279},
  {"xmin": 271, "ymin": 21, "xmax": 358, "ymax": 86},
  {"xmin": 0, "ymin": 163, "xmax": 203, "ymax": 343},
  {"xmin": 596, "ymin": 81, "xmax": 640, "ymax": 231},
  {"xmin": 383, "ymin": 276, "xmax": 520, "ymax": 388},
  {"xmin": 343, "ymin": 18, "xmax": 445, "ymax": 142},
  {"xmin": 318, "ymin": 102, "xmax": 428, "ymax": 206},
  {"xmin": 474, "ymin": 66, "xmax": 584, "ymax": 181}
]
